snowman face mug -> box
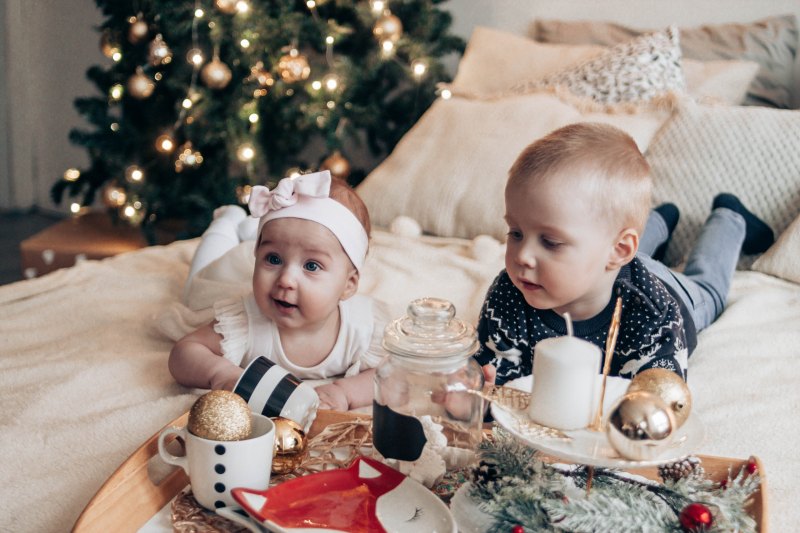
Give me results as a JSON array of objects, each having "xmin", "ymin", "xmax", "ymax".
[{"xmin": 158, "ymin": 413, "xmax": 276, "ymax": 510}]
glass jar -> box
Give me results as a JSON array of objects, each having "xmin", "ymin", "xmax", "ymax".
[{"xmin": 373, "ymin": 298, "xmax": 485, "ymax": 462}]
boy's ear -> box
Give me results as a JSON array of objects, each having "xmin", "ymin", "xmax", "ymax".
[
  {"xmin": 608, "ymin": 228, "xmax": 639, "ymax": 270},
  {"xmin": 340, "ymin": 268, "xmax": 360, "ymax": 301}
]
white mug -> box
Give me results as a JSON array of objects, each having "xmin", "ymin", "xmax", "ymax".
[
  {"xmin": 158, "ymin": 413, "xmax": 276, "ymax": 510},
  {"xmin": 233, "ymin": 356, "xmax": 320, "ymax": 432}
]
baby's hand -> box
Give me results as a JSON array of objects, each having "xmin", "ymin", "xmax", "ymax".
[{"xmin": 314, "ymin": 383, "xmax": 350, "ymax": 412}]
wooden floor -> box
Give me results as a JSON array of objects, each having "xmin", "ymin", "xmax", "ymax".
[{"xmin": 0, "ymin": 208, "xmax": 65, "ymax": 286}]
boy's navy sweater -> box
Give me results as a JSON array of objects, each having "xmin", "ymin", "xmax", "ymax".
[{"xmin": 474, "ymin": 257, "xmax": 697, "ymax": 385}]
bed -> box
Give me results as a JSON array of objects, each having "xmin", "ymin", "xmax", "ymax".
[{"xmin": 3, "ymin": 3, "xmax": 800, "ymax": 533}]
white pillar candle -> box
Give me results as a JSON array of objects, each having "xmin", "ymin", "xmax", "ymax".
[{"xmin": 528, "ymin": 336, "xmax": 602, "ymax": 431}]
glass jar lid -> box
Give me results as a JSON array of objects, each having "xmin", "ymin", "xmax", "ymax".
[{"xmin": 382, "ymin": 298, "xmax": 479, "ymax": 359}]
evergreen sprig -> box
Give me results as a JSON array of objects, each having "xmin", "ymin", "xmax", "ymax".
[{"xmin": 469, "ymin": 429, "xmax": 761, "ymax": 533}]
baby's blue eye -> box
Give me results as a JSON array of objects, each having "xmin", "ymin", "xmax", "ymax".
[
  {"xmin": 266, "ymin": 254, "xmax": 281, "ymax": 265},
  {"xmin": 304, "ymin": 261, "xmax": 321, "ymax": 272}
]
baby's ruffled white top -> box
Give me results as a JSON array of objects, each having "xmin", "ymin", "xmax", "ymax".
[{"xmin": 213, "ymin": 292, "xmax": 390, "ymax": 379}]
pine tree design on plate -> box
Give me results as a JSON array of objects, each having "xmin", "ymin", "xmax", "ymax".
[{"xmin": 54, "ymin": 0, "xmax": 464, "ymax": 241}]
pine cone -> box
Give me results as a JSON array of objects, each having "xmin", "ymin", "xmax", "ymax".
[
  {"xmin": 658, "ymin": 456, "xmax": 704, "ymax": 481},
  {"xmin": 472, "ymin": 459, "xmax": 500, "ymax": 486}
]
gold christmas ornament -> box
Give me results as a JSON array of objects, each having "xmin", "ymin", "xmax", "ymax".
[
  {"xmin": 188, "ymin": 390, "xmax": 252, "ymax": 441},
  {"xmin": 201, "ymin": 57, "xmax": 233, "ymax": 89},
  {"xmin": 278, "ymin": 50, "xmax": 310, "ymax": 83},
  {"xmin": 605, "ymin": 391, "xmax": 676, "ymax": 461},
  {"xmin": 628, "ymin": 368, "xmax": 692, "ymax": 429},
  {"xmin": 175, "ymin": 142, "xmax": 203, "ymax": 172},
  {"xmin": 320, "ymin": 151, "xmax": 351, "ymax": 180},
  {"xmin": 148, "ymin": 34, "xmax": 172, "ymax": 66},
  {"xmin": 373, "ymin": 12, "xmax": 402, "ymax": 44},
  {"xmin": 127, "ymin": 67, "xmax": 155, "ymax": 99},
  {"xmin": 249, "ymin": 62, "xmax": 274, "ymax": 88},
  {"xmin": 270, "ymin": 416, "xmax": 308, "ymax": 474},
  {"xmin": 101, "ymin": 184, "xmax": 127, "ymax": 207},
  {"xmin": 100, "ymin": 31, "xmax": 121, "ymax": 59},
  {"xmin": 214, "ymin": 0, "xmax": 238, "ymax": 14},
  {"xmin": 127, "ymin": 14, "xmax": 150, "ymax": 44}
]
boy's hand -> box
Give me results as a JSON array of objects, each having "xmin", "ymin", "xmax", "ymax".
[
  {"xmin": 431, "ymin": 364, "xmax": 497, "ymax": 421},
  {"xmin": 314, "ymin": 383, "xmax": 350, "ymax": 411}
]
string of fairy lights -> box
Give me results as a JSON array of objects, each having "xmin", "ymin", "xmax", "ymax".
[{"xmin": 62, "ymin": 0, "xmax": 452, "ymax": 225}]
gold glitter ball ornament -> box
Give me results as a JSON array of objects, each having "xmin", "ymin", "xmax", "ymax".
[
  {"xmin": 188, "ymin": 390, "xmax": 252, "ymax": 441},
  {"xmin": 127, "ymin": 67, "xmax": 155, "ymax": 99},
  {"xmin": 271, "ymin": 416, "xmax": 308, "ymax": 474},
  {"xmin": 148, "ymin": 34, "xmax": 172, "ymax": 66},
  {"xmin": 214, "ymin": 0, "xmax": 238, "ymax": 14},
  {"xmin": 605, "ymin": 390, "xmax": 675, "ymax": 461},
  {"xmin": 278, "ymin": 50, "xmax": 311, "ymax": 83},
  {"xmin": 127, "ymin": 15, "xmax": 150, "ymax": 44},
  {"xmin": 373, "ymin": 13, "xmax": 402, "ymax": 44},
  {"xmin": 628, "ymin": 368, "xmax": 692, "ymax": 429},
  {"xmin": 201, "ymin": 57, "xmax": 233, "ymax": 89},
  {"xmin": 320, "ymin": 151, "xmax": 351, "ymax": 180}
]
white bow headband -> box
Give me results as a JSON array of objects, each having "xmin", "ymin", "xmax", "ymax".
[{"xmin": 249, "ymin": 170, "xmax": 369, "ymax": 271}]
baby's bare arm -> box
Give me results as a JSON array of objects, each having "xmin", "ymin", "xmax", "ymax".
[
  {"xmin": 315, "ymin": 368, "xmax": 377, "ymax": 411},
  {"xmin": 168, "ymin": 322, "xmax": 243, "ymax": 391}
]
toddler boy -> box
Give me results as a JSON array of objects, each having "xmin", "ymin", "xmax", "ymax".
[{"xmin": 475, "ymin": 122, "xmax": 774, "ymax": 385}]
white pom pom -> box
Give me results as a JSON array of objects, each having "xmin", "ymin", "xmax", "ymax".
[
  {"xmin": 470, "ymin": 235, "xmax": 503, "ymax": 262},
  {"xmin": 390, "ymin": 216, "xmax": 422, "ymax": 237}
]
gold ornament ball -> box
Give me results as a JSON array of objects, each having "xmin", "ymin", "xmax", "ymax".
[
  {"xmin": 270, "ymin": 416, "xmax": 308, "ymax": 475},
  {"xmin": 201, "ymin": 58, "xmax": 233, "ymax": 89},
  {"xmin": 101, "ymin": 184, "xmax": 127, "ymax": 207},
  {"xmin": 629, "ymin": 368, "xmax": 692, "ymax": 429},
  {"xmin": 373, "ymin": 13, "xmax": 403, "ymax": 43},
  {"xmin": 278, "ymin": 51, "xmax": 311, "ymax": 83},
  {"xmin": 214, "ymin": 0, "xmax": 238, "ymax": 14},
  {"xmin": 320, "ymin": 152, "xmax": 351, "ymax": 180},
  {"xmin": 606, "ymin": 390, "xmax": 676, "ymax": 461},
  {"xmin": 127, "ymin": 17, "xmax": 150, "ymax": 44},
  {"xmin": 188, "ymin": 390, "xmax": 252, "ymax": 441},
  {"xmin": 127, "ymin": 70, "xmax": 155, "ymax": 99},
  {"xmin": 250, "ymin": 62, "xmax": 274, "ymax": 88},
  {"xmin": 100, "ymin": 32, "xmax": 120, "ymax": 58},
  {"xmin": 148, "ymin": 34, "xmax": 172, "ymax": 66}
]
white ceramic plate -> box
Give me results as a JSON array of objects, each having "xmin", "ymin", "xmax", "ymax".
[{"xmin": 491, "ymin": 376, "xmax": 706, "ymax": 468}]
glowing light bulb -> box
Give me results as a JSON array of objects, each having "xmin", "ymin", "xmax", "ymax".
[
  {"xmin": 327, "ymin": 101, "xmax": 335, "ymax": 109},
  {"xmin": 63, "ymin": 168, "xmax": 80, "ymax": 181},
  {"xmin": 237, "ymin": 143, "xmax": 255, "ymax": 161},
  {"xmin": 187, "ymin": 49, "xmax": 204, "ymax": 65},
  {"xmin": 312, "ymin": 81, "xmax": 322, "ymax": 90},
  {"xmin": 157, "ymin": 135, "xmax": 174, "ymax": 152},
  {"xmin": 326, "ymin": 36, "xmax": 334, "ymax": 44},
  {"xmin": 124, "ymin": 205, "xmax": 136, "ymax": 217},
  {"xmin": 183, "ymin": 98, "xmax": 193, "ymax": 109},
  {"xmin": 372, "ymin": 0, "xmax": 384, "ymax": 12},
  {"xmin": 70, "ymin": 203, "xmax": 81, "ymax": 213},
  {"xmin": 240, "ymin": 39, "xmax": 250, "ymax": 48},
  {"xmin": 323, "ymin": 73, "xmax": 338, "ymax": 90},
  {"xmin": 441, "ymin": 89, "xmax": 451, "ymax": 100},
  {"xmin": 112, "ymin": 52, "xmax": 122, "ymax": 61},
  {"xmin": 126, "ymin": 166, "xmax": 144, "ymax": 182},
  {"xmin": 412, "ymin": 59, "xmax": 427, "ymax": 76},
  {"xmin": 307, "ymin": 0, "xmax": 315, "ymax": 7},
  {"xmin": 110, "ymin": 84, "xmax": 124, "ymax": 100},
  {"xmin": 195, "ymin": 8, "xmax": 204, "ymax": 17},
  {"xmin": 110, "ymin": 123, "xmax": 119, "ymax": 131},
  {"xmin": 133, "ymin": 200, "xmax": 142, "ymax": 209},
  {"xmin": 249, "ymin": 113, "xmax": 259, "ymax": 123},
  {"xmin": 382, "ymin": 40, "xmax": 393, "ymax": 52},
  {"xmin": 287, "ymin": 168, "xmax": 301, "ymax": 179},
  {"xmin": 236, "ymin": 1, "xmax": 248, "ymax": 12}
]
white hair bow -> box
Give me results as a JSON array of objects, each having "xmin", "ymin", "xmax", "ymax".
[{"xmin": 248, "ymin": 170, "xmax": 332, "ymax": 218}]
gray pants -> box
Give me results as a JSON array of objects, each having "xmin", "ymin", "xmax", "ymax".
[{"xmin": 636, "ymin": 208, "xmax": 746, "ymax": 332}]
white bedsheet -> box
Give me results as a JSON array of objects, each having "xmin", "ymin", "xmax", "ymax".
[{"xmin": 0, "ymin": 231, "xmax": 798, "ymax": 532}]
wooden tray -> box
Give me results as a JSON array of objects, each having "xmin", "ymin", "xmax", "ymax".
[{"xmin": 71, "ymin": 411, "xmax": 768, "ymax": 533}]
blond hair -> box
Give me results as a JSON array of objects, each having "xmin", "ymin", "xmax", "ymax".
[{"xmin": 507, "ymin": 123, "xmax": 652, "ymax": 235}]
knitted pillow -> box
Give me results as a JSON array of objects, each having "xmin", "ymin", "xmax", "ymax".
[
  {"xmin": 646, "ymin": 102, "xmax": 800, "ymax": 268},
  {"xmin": 516, "ymin": 27, "xmax": 686, "ymax": 105}
]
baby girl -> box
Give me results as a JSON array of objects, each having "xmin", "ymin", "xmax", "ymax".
[{"xmin": 169, "ymin": 171, "xmax": 389, "ymax": 411}]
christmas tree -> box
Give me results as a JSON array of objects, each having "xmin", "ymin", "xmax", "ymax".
[{"xmin": 53, "ymin": 0, "xmax": 464, "ymax": 241}]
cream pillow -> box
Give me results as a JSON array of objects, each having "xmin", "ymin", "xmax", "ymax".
[
  {"xmin": 448, "ymin": 26, "xmax": 759, "ymax": 106},
  {"xmin": 752, "ymin": 214, "xmax": 800, "ymax": 284},
  {"xmin": 647, "ymin": 101, "xmax": 800, "ymax": 268},
  {"xmin": 356, "ymin": 93, "xmax": 672, "ymax": 241}
]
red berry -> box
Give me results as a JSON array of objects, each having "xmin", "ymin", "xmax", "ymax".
[
  {"xmin": 746, "ymin": 461, "xmax": 758, "ymax": 474},
  {"xmin": 512, "ymin": 526, "xmax": 524, "ymax": 533},
  {"xmin": 719, "ymin": 479, "xmax": 728, "ymax": 489},
  {"xmin": 679, "ymin": 503, "xmax": 713, "ymax": 532}
]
